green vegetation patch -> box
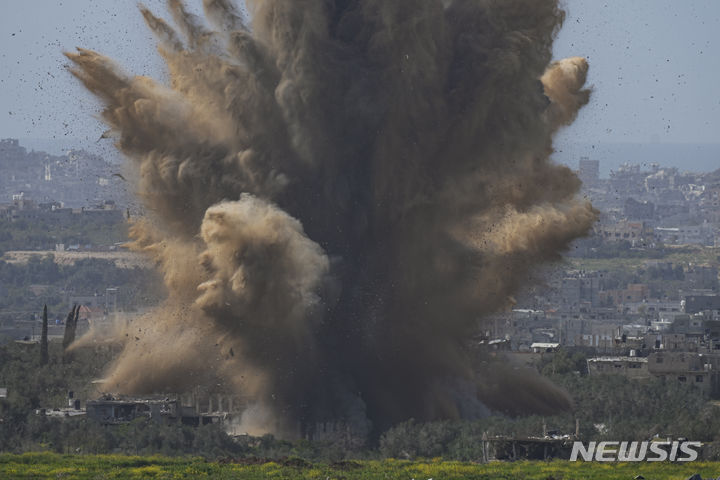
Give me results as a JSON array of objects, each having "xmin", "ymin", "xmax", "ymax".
[
  {"xmin": 568, "ymin": 245, "xmax": 720, "ymax": 273},
  {"xmin": 1, "ymin": 454, "xmax": 720, "ymax": 480}
]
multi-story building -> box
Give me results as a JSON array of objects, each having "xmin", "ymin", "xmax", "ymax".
[
  {"xmin": 596, "ymin": 220, "xmax": 654, "ymax": 246},
  {"xmin": 559, "ymin": 273, "xmax": 601, "ymax": 308},
  {"xmin": 647, "ymin": 351, "xmax": 714, "ymax": 395},
  {"xmin": 587, "ymin": 356, "xmax": 649, "ymax": 379},
  {"xmin": 578, "ymin": 157, "xmax": 600, "ymax": 187}
]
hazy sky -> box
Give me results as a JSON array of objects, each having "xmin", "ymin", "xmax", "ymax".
[
  {"xmin": 1, "ymin": 1, "xmax": 719, "ymax": 155},
  {"xmin": 553, "ymin": 0, "xmax": 720, "ymax": 147}
]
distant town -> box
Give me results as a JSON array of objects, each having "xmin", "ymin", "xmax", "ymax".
[
  {"xmin": 0, "ymin": 139, "xmax": 150, "ymax": 343},
  {"xmin": 0, "ymin": 138, "xmax": 130, "ymax": 210},
  {"xmin": 1, "ymin": 137, "xmax": 720, "ymax": 455},
  {"xmin": 1, "ymin": 138, "xmax": 719, "ymax": 345},
  {"xmin": 485, "ymin": 155, "xmax": 720, "ymax": 395}
]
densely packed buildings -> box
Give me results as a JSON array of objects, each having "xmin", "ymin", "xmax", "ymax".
[
  {"xmin": 0, "ymin": 138, "xmax": 128, "ymax": 208},
  {"xmin": 481, "ymin": 156, "xmax": 720, "ymax": 394},
  {"xmin": 580, "ymin": 159, "xmax": 720, "ymax": 247}
]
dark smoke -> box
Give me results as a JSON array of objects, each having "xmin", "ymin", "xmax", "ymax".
[{"xmin": 67, "ymin": 0, "xmax": 597, "ymax": 436}]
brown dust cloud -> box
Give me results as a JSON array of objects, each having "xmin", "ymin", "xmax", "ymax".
[{"xmin": 66, "ymin": 0, "xmax": 597, "ymax": 437}]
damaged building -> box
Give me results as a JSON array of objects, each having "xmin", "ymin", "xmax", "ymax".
[{"xmin": 45, "ymin": 387, "xmax": 251, "ymax": 427}]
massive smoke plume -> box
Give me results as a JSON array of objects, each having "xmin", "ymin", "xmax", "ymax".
[{"xmin": 67, "ymin": 0, "xmax": 597, "ymax": 436}]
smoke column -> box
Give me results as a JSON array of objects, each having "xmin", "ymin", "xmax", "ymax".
[{"xmin": 67, "ymin": 0, "xmax": 597, "ymax": 436}]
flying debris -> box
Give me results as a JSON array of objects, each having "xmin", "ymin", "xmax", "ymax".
[{"xmin": 67, "ymin": 0, "xmax": 597, "ymax": 437}]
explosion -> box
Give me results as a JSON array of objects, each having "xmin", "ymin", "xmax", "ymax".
[{"xmin": 66, "ymin": 0, "xmax": 597, "ymax": 437}]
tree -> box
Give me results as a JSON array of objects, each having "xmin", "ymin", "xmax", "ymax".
[{"xmin": 40, "ymin": 304, "xmax": 48, "ymax": 365}]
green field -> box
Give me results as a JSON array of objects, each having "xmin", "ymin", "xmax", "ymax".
[
  {"xmin": 567, "ymin": 245, "xmax": 720, "ymax": 273},
  {"xmin": 1, "ymin": 453, "xmax": 719, "ymax": 480}
]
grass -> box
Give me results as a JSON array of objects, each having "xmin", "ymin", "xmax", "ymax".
[
  {"xmin": 567, "ymin": 245, "xmax": 720, "ymax": 273},
  {"xmin": 1, "ymin": 453, "xmax": 720, "ymax": 479}
]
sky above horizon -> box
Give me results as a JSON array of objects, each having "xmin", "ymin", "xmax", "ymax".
[{"xmin": 1, "ymin": 1, "xmax": 719, "ymax": 158}]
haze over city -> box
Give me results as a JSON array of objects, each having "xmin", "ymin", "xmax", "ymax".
[{"xmin": 2, "ymin": 1, "xmax": 720, "ymax": 174}]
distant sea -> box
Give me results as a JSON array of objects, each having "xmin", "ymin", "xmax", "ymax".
[
  {"xmin": 553, "ymin": 142, "xmax": 720, "ymax": 177},
  {"xmin": 13, "ymin": 138, "xmax": 720, "ymax": 177}
]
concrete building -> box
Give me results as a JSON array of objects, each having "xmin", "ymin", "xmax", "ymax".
[
  {"xmin": 685, "ymin": 295, "xmax": 720, "ymax": 315},
  {"xmin": 560, "ymin": 274, "xmax": 601, "ymax": 308},
  {"xmin": 603, "ymin": 284, "xmax": 651, "ymax": 307},
  {"xmin": 587, "ymin": 356, "xmax": 649, "ymax": 379},
  {"xmin": 578, "ymin": 157, "xmax": 600, "ymax": 187},
  {"xmin": 558, "ymin": 318, "xmax": 623, "ymax": 351},
  {"xmin": 668, "ymin": 314, "xmax": 706, "ymax": 337},
  {"xmin": 85, "ymin": 392, "xmax": 247, "ymax": 426},
  {"xmin": 647, "ymin": 351, "xmax": 715, "ymax": 395},
  {"xmin": 597, "ymin": 220, "xmax": 654, "ymax": 246},
  {"xmin": 624, "ymin": 197, "xmax": 655, "ymax": 220}
]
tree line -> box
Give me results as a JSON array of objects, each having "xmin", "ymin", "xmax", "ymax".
[{"xmin": 2, "ymin": 342, "xmax": 720, "ymax": 461}]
